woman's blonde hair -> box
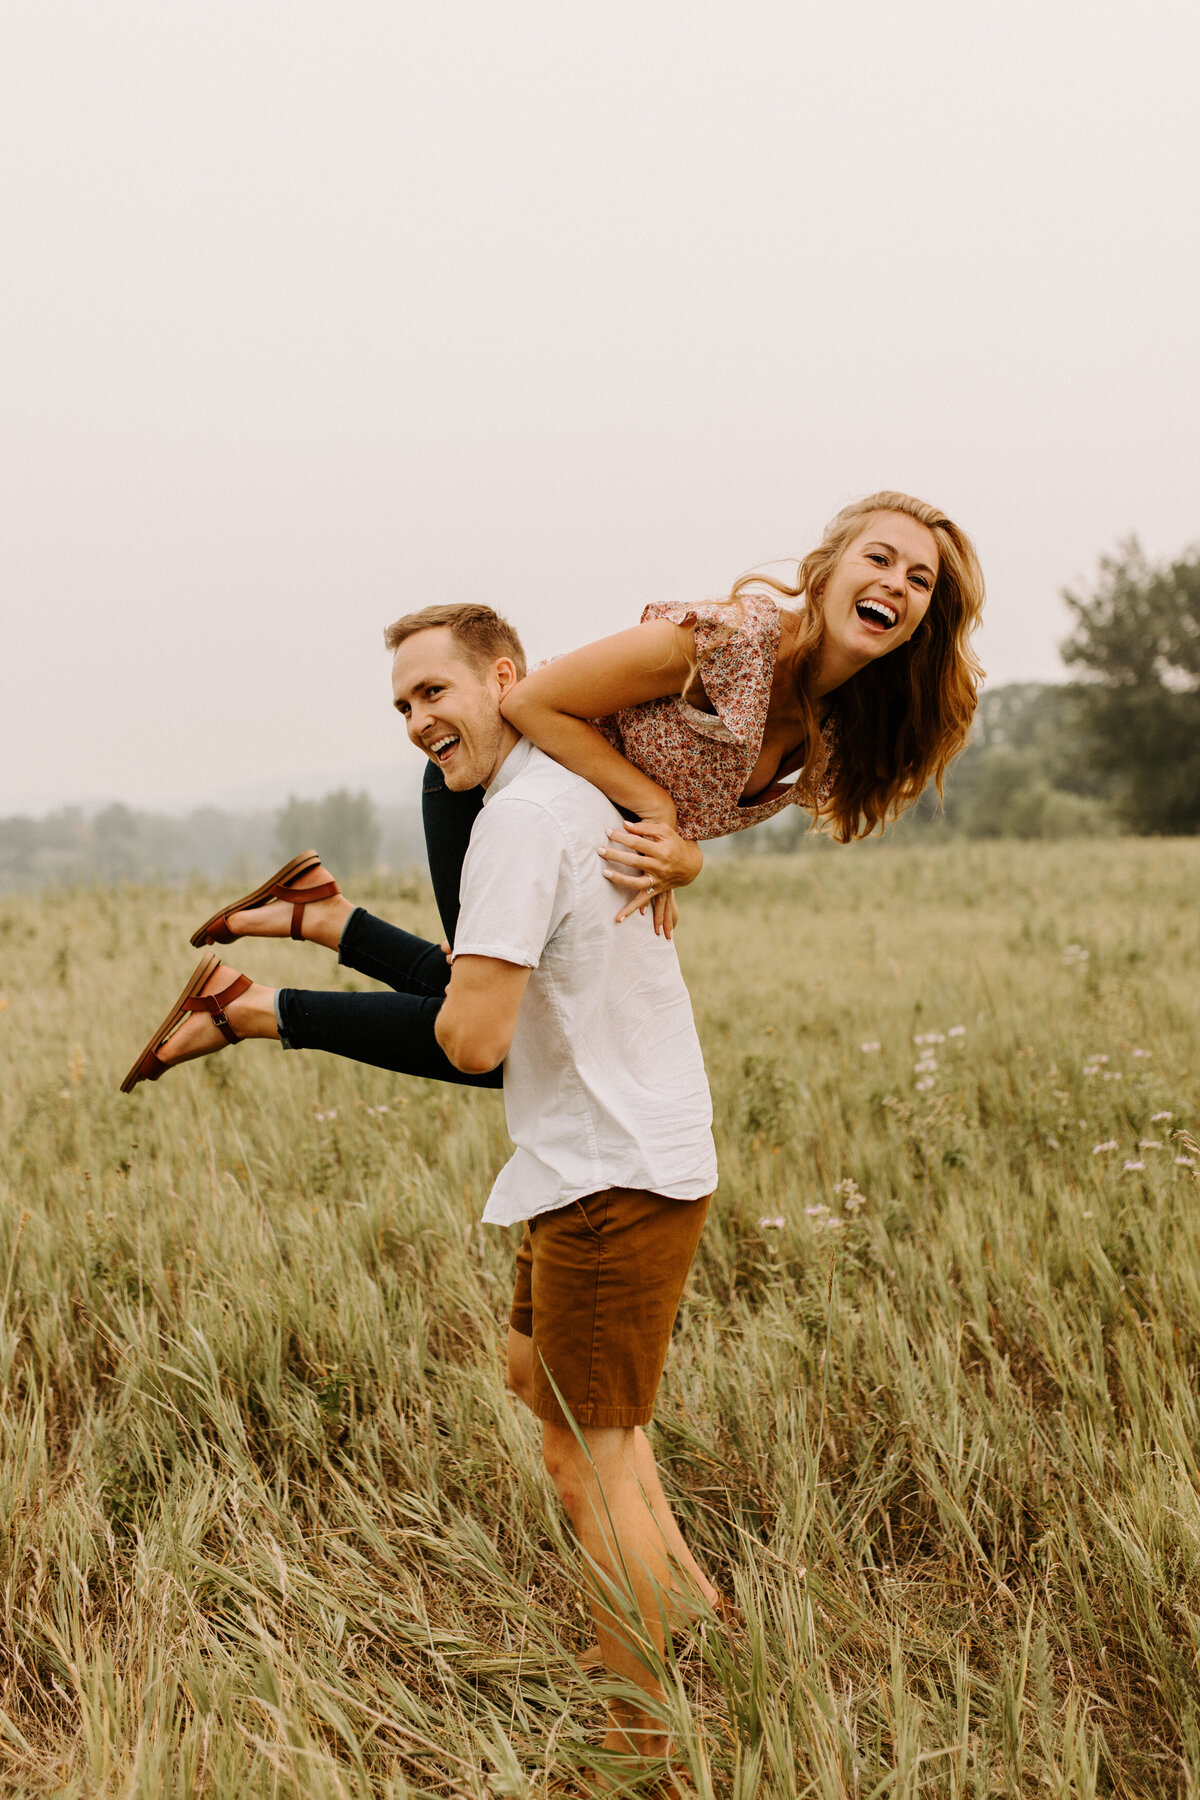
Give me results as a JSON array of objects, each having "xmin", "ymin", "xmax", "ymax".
[{"xmin": 724, "ymin": 491, "xmax": 985, "ymax": 842}]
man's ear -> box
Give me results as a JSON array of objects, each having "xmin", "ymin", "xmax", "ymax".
[{"xmin": 492, "ymin": 656, "xmax": 520, "ymax": 698}]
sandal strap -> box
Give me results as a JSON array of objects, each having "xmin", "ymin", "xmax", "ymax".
[
  {"xmin": 269, "ymin": 877, "xmax": 341, "ymax": 941},
  {"xmin": 136, "ymin": 1048, "xmax": 168, "ymax": 1085},
  {"xmin": 183, "ymin": 972, "xmax": 253, "ymax": 1045}
]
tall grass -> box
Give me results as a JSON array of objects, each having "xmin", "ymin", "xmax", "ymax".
[{"xmin": 1, "ymin": 840, "xmax": 1198, "ymax": 1797}]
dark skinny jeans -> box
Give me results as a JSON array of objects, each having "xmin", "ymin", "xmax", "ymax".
[{"xmin": 274, "ymin": 766, "xmax": 500, "ymax": 1088}]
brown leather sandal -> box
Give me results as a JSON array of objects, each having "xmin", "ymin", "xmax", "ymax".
[
  {"xmin": 120, "ymin": 952, "xmax": 253, "ymax": 1094},
  {"xmin": 189, "ymin": 850, "xmax": 341, "ymax": 948}
]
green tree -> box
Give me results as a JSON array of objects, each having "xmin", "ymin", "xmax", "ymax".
[
  {"xmin": 275, "ymin": 789, "xmax": 381, "ymax": 876},
  {"xmin": 1062, "ymin": 539, "xmax": 1200, "ymax": 833}
]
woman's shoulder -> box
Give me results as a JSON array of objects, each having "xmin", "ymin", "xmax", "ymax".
[{"xmin": 639, "ymin": 593, "xmax": 779, "ymax": 639}]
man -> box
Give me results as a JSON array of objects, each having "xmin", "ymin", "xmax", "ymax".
[
  {"xmin": 388, "ymin": 602, "xmax": 719, "ymax": 1775},
  {"xmin": 118, "ymin": 595, "xmax": 719, "ymax": 1775}
]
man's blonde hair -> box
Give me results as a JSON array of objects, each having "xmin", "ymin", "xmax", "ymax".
[{"xmin": 383, "ymin": 603, "xmax": 527, "ymax": 679}]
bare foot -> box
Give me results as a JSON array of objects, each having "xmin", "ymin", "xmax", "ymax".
[
  {"xmin": 155, "ymin": 963, "xmax": 279, "ymax": 1069},
  {"xmin": 225, "ymin": 863, "xmax": 353, "ymax": 951}
]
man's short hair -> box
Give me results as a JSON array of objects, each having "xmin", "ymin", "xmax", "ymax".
[{"xmin": 383, "ymin": 603, "xmax": 527, "ymax": 680}]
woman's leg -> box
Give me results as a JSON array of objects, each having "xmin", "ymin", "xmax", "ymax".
[
  {"xmin": 274, "ymin": 986, "xmax": 501, "ymax": 1087},
  {"xmin": 282, "ymin": 908, "xmax": 500, "ymax": 1084},
  {"xmin": 422, "ymin": 763, "xmax": 485, "ymax": 944},
  {"xmin": 146, "ymin": 958, "xmax": 501, "ymax": 1089},
  {"xmin": 336, "ymin": 907, "xmax": 451, "ymax": 996}
]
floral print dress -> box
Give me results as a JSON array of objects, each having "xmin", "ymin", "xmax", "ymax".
[{"xmin": 592, "ymin": 595, "xmax": 838, "ymax": 841}]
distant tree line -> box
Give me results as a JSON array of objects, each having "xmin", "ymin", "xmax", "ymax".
[
  {"xmin": 0, "ymin": 791, "xmax": 424, "ymax": 893},
  {"xmin": 4, "ymin": 540, "xmax": 1197, "ymax": 888}
]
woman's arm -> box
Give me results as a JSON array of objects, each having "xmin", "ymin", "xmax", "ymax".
[
  {"xmin": 502, "ymin": 619, "xmax": 698, "ymax": 821},
  {"xmin": 500, "ymin": 620, "xmax": 704, "ymax": 934}
]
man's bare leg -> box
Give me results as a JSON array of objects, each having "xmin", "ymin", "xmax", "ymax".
[
  {"xmin": 506, "ymin": 1328, "xmax": 718, "ymax": 1615},
  {"xmin": 542, "ymin": 1419, "xmax": 675, "ymax": 1762},
  {"xmin": 628, "ymin": 1430, "xmax": 719, "ymax": 1611}
]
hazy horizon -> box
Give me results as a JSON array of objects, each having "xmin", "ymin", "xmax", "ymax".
[{"xmin": 6, "ymin": 2, "xmax": 1199, "ymax": 816}]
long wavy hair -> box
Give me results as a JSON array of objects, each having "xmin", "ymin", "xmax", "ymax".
[{"xmin": 717, "ymin": 492, "xmax": 985, "ymax": 842}]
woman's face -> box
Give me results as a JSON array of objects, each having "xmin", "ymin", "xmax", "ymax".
[{"xmin": 819, "ymin": 512, "xmax": 940, "ymax": 677}]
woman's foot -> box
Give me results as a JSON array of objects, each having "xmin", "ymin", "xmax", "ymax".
[
  {"xmin": 223, "ymin": 864, "xmax": 352, "ymax": 950},
  {"xmin": 120, "ymin": 954, "xmax": 281, "ymax": 1092},
  {"xmin": 191, "ymin": 853, "xmax": 352, "ymax": 951},
  {"xmin": 153, "ymin": 961, "xmax": 278, "ymax": 1069}
]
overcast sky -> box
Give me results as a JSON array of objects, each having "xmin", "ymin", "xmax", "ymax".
[{"xmin": 4, "ymin": 1, "xmax": 1199, "ymax": 815}]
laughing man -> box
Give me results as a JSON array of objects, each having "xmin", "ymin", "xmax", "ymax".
[{"xmin": 391, "ymin": 602, "xmax": 719, "ymax": 1772}]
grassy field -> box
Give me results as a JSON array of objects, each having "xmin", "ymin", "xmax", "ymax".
[{"xmin": 1, "ymin": 839, "xmax": 1199, "ymax": 1798}]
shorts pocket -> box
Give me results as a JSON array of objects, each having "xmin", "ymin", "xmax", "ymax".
[{"xmin": 571, "ymin": 1190, "xmax": 611, "ymax": 1240}]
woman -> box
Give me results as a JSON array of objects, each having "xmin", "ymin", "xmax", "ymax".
[{"xmin": 121, "ymin": 491, "xmax": 983, "ymax": 1093}]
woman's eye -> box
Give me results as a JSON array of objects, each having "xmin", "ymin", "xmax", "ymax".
[{"xmin": 867, "ymin": 552, "xmax": 886, "ymax": 566}]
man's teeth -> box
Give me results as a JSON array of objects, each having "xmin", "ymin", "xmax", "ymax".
[
  {"xmin": 857, "ymin": 600, "xmax": 898, "ymax": 628},
  {"xmin": 430, "ymin": 735, "xmax": 459, "ymax": 760}
]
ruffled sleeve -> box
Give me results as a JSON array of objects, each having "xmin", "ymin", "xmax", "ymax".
[{"xmin": 639, "ymin": 597, "xmax": 778, "ymax": 748}]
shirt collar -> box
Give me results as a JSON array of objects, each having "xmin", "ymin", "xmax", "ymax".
[{"xmin": 482, "ymin": 733, "xmax": 534, "ymax": 803}]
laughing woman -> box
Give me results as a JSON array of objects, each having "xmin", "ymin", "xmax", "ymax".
[{"xmin": 120, "ymin": 491, "xmax": 984, "ymax": 1093}]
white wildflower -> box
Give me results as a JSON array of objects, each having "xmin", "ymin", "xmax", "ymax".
[
  {"xmin": 805, "ymin": 1204, "xmax": 829, "ymax": 1217},
  {"xmin": 948, "ymin": 1026, "xmax": 966, "ymax": 1038},
  {"xmin": 1046, "ymin": 1137, "xmax": 1060, "ymax": 1149},
  {"xmin": 860, "ymin": 1040, "xmax": 881, "ymax": 1054},
  {"xmin": 1132, "ymin": 1048, "xmax": 1151, "ymax": 1059},
  {"xmin": 1176, "ymin": 1157, "xmax": 1196, "ymax": 1169},
  {"xmin": 1138, "ymin": 1140, "xmax": 1162, "ymax": 1150},
  {"xmin": 915, "ymin": 1078, "xmax": 935, "ymax": 1092},
  {"xmin": 1092, "ymin": 1140, "xmax": 1118, "ymax": 1155},
  {"xmin": 1123, "ymin": 1160, "xmax": 1145, "ymax": 1173},
  {"xmin": 1082, "ymin": 1210, "xmax": 1095, "ymax": 1220},
  {"xmin": 1151, "ymin": 1111, "xmax": 1173, "ymax": 1123},
  {"xmin": 757, "ymin": 1216, "xmax": 786, "ymax": 1230}
]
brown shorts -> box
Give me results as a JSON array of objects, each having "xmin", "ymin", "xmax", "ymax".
[{"xmin": 509, "ymin": 1185, "xmax": 710, "ymax": 1431}]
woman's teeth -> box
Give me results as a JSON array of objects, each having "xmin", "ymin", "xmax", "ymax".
[{"xmin": 855, "ymin": 600, "xmax": 898, "ymax": 629}]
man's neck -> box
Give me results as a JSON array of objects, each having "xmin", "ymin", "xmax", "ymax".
[{"xmin": 482, "ymin": 722, "xmax": 524, "ymax": 790}]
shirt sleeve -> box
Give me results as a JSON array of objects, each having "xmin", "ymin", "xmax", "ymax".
[
  {"xmin": 452, "ymin": 796, "xmax": 575, "ymax": 968},
  {"xmin": 639, "ymin": 598, "xmax": 775, "ymax": 747}
]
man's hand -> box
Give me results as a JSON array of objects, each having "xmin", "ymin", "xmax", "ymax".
[
  {"xmin": 434, "ymin": 954, "xmax": 530, "ymax": 1074},
  {"xmin": 597, "ymin": 820, "xmax": 703, "ymax": 938}
]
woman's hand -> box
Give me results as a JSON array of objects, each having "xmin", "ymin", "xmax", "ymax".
[{"xmin": 598, "ymin": 820, "xmax": 703, "ymax": 939}]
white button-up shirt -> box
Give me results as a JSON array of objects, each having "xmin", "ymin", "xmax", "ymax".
[{"xmin": 452, "ymin": 738, "xmax": 717, "ymax": 1227}]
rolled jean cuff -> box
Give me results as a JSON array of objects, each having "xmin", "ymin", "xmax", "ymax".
[
  {"xmin": 276, "ymin": 989, "xmax": 298, "ymax": 1050},
  {"xmin": 336, "ymin": 905, "xmax": 367, "ymax": 967}
]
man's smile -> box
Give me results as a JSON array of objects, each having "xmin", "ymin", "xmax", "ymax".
[{"xmin": 427, "ymin": 732, "xmax": 461, "ymax": 765}]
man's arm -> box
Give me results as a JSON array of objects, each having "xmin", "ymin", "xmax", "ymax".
[{"xmin": 434, "ymin": 954, "xmax": 531, "ymax": 1074}]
